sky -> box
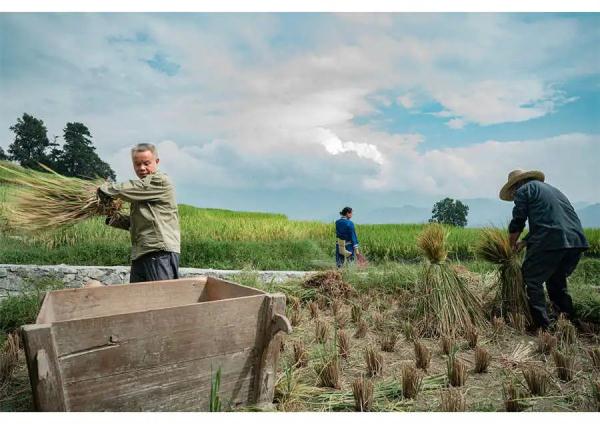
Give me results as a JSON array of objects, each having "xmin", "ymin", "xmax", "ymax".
[{"xmin": 0, "ymin": 13, "xmax": 599, "ymax": 220}]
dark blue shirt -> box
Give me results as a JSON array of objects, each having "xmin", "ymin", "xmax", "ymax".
[
  {"xmin": 509, "ymin": 180, "xmax": 588, "ymax": 251},
  {"xmin": 335, "ymin": 217, "xmax": 359, "ymax": 247}
]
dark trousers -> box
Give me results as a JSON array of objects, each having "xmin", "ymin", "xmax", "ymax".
[
  {"xmin": 130, "ymin": 250, "xmax": 180, "ymax": 283},
  {"xmin": 335, "ymin": 243, "xmax": 355, "ymax": 268},
  {"xmin": 522, "ymin": 248, "xmax": 582, "ymax": 329}
]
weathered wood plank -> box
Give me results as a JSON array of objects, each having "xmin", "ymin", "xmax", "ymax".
[
  {"xmin": 206, "ymin": 276, "xmax": 265, "ymax": 300},
  {"xmin": 41, "ymin": 277, "xmax": 209, "ymax": 323},
  {"xmin": 64, "ymin": 348, "xmax": 257, "ymax": 411},
  {"xmin": 53, "ymin": 293, "xmax": 265, "ymax": 356},
  {"xmin": 56, "ymin": 295, "xmax": 267, "ymax": 381},
  {"xmin": 253, "ymin": 293, "xmax": 287, "ymax": 404},
  {"xmin": 36, "ymin": 291, "xmax": 55, "ymax": 324},
  {"xmin": 21, "ymin": 324, "xmax": 68, "ymax": 411}
]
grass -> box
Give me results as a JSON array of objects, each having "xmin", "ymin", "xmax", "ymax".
[{"xmin": 2, "ymin": 163, "xmax": 599, "ymax": 271}]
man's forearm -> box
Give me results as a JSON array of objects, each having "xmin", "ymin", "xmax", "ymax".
[{"xmin": 509, "ymin": 231, "xmax": 521, "ymax": 249}]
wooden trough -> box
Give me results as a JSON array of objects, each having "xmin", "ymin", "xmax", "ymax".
[{"xmin": 21, "ymin": 276, "xmax": 292, "ymax": 411}]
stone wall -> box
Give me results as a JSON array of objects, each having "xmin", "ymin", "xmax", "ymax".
[{"xmin": 0, "ymin": 264, "xmax": 314, "ymax": 298}]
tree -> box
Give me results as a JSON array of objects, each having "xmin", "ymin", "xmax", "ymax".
[
  {"xmin": 8, "ymin": 113, "xmax": 52, "ymax": 170},
  {"xmin": 59, "ymin": 122, "xmax": 116, "ymax": 180},
  {"xmin": 429, "ymin": 198, "xmax": 469, "ymax": 227},
  {"xmin": 0, "ymin": 146, "xmax": 8, "ymax": 161}
]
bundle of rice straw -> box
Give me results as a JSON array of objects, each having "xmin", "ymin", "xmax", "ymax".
[
  {"xmin": 0, "ymin": 163, "xmax": 121, "ymax": 232},
  {"xmin": 415, "ymin": 223, "xmax": 486, "ymax": 337},
  {"xmin": 476, "ymin": 228, "xmax": 532, "ymax": 325}
]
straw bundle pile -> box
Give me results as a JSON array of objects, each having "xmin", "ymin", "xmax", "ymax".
[
  {"xmin": 415, "ymin": 223, "xmax": 486, "ymax": 337},
  {"xmin": 476, "ymin": 228, "xmax": 532, "ymax": 325},
  {"xmin": 0, "ymin": 163, "xmax": 121, "ymax": 233}
]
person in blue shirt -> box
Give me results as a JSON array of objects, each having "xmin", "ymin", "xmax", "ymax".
[{"xmin": 335, "ymin": 206, "xmax": 361, "ymax": 267}]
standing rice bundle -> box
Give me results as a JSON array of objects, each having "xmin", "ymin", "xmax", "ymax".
[
  {"xmin": 476, "ymin": 228, "xmax": 532, "ymax": 325},
  {"xmin": 415, "ymin": 223, "xmax": 486, "ymax": 337},
  {"xmin": 0, "ymin": 163, "xmax": 121, "ymax": 233}
]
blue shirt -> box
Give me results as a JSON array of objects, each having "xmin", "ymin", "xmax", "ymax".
[
  {"xmin": 335, "ymin": 217, "xmax": 359, "ymax": 248},
  {"xmin": 509, "ymin": 180, "xmax": 588, "ymax": 251}
]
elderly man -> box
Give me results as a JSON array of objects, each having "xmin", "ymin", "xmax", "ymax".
[
  {"xmin": 499, "ymin": 169, "xmax": 588, "ymax": 330},
  {"xmin": 98, "ymin": 143, "xmax": 181, "ymax": 283}
]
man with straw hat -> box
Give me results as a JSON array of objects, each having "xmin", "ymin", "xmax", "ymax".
[
  {"xmin": 97, "ymin": 143, "xmax": 181, "ymax": 283},
  {"xmin": 500, "ymin": 169, "xmax": 588, "ymax": 330}
]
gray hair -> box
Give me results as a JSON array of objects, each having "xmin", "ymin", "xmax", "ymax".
[{"xmin": 131, "ymin": 143, "xmax": 158, "ymax": 158}]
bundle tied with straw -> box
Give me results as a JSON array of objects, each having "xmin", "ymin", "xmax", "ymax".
[
  {"xmin": 0, "ymin": 163, "xmax": 122, "ymax": 233},
  {"xmin": 475, "ymin": 228, "xmax": 532, "ymax": 326},
  {"xmin": 415, "ymin": 223, "xmax": 486, "ymax": 337}
]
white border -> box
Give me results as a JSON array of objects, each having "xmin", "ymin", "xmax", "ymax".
[{"xmin": 1, "ymin": 0, "xmax": 600, "ymax": 13}]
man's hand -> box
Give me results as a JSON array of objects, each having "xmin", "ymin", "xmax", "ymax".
[
  {"xmin": 515, "ymin": 240, "xmax": 526, "ymax": 252},
  {"xmin": 509, "ymin": 231, "xmax": 522, "ymax": 252}
]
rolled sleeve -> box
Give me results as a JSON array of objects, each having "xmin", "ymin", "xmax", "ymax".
[{"xmin": 508, "ymin": 185, "xmax": 529, "ymax": 234}]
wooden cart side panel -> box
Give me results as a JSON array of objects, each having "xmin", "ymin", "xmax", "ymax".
[
  {"xmin": 206, "ymin": 276, "xmax": 265, "ymax": 300},
  {"xmin": 64, "ymin": 348, "xmax": 257, "ymax": 411},
  {"xmin": 52, "ymin": 295, "xmax": 265, "ymax": 358},
  {"xmin": 54, "ymin": 295, "xmax": 266, "ymax": 383},
  {"xmin": 40, "ymin": 277, "xmax": 209, "ymax": 323},
  {"xmin": 36, "ymin": 292, "xmax": 55, "ymax": 324},
  {"xmin": 21, "ymin": 324, "xmax": 67, "ymax": 411},
  {"xmin": 253, "ymin": 293, "xmax": 287, "ymax": 405}
]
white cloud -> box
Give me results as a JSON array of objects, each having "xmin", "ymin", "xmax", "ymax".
[
  {"xmin": 369, "ymin": 133, "xmax": 600, "ymax": 202},
  {"xmin": 1, "ymin": 13, "xmax": 598, "ymax": 206},
  {"xmin": 430, "ymin": 79, "xmax": 566, "ymax": 126},
  {"xmin": 396, "ymin": 94, "xmax": 414, "ymax": 109},
  {"xmin": 316, "ymin": 127, "xmax": 385, "ymax": 165},
  {"xmin": 446, "ymin": 118, "xmax": 466, "ymax": 129}
]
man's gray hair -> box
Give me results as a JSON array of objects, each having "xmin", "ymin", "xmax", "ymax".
[{"xmin": 131, "ymin": 143, "xmax": 158, "ymax": 158}]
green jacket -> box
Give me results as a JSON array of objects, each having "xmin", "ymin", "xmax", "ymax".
[{"xmin": 98, "ymin": 170, "xmax": 181, "ymax": 261}]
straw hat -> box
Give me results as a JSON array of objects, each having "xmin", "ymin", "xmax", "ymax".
[{"xmin": 499, "ymin": 169, "xmax": 545, "ymax": 201}]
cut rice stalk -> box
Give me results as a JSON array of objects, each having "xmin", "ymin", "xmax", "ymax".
[
  {"xmin": 0, "ymin": 163, "xmax": 122, "ymax": 233},
  {"xmin": 440, "ymin": 388, "xmax": 466, "ymax": 412},
  {"xmin": 401, "ymin": 365, "xmax": 423, "ymax": 399},
  {"xmin": 365, "ymin": 346, "xmax": 383, "ymax": 377},
  {"xmin": 352, "ymin": 375, "xmax": 374, "ymax": 411},
  {"xmin": 414, "ymin": 340, "xmax": 432, "ymax": 372},
  {"xmin": 476, "ymin": 228, "xmax": 532, "ymax": 326},
  {"xmin": 415, "ymin": 224, "xmax": 486, "ymax": 337}
]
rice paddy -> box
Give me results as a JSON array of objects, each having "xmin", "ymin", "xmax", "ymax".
[
  {"xmin": 1, "ymin": 162, "xmax": 600, "ymax": 411},
  {"xmin": 259, "ymin": 269, "xmax": 600, "ymax": 411},
  {"xmin": 2, "ymin": 162, "xmax": 599, "ymax": 271},
  {"xmin": 1, "ymin": 263, "xmax": 600, "ymax": 412}
]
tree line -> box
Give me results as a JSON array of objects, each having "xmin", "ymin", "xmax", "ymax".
[{"xmin": 0, "ymin": 113, "xmax": 116, "ymax": 180}]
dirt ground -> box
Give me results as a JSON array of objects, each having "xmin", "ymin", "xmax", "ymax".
[
  {"xmin": 271, "ymin": 292, "xmax": 600, "ymax": 412},
  {"xmin": 2, "ymin": 290, "xmax": 599, "ymax": 412}
]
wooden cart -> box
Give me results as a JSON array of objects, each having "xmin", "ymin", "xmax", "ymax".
[{"xmin": 21, "ymin": 276, "xmax": 291, "ymax": 411}]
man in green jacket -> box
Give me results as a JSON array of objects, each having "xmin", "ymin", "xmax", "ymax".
[
  {"xmin": 97, "ymin": 143, "xmax": 181, "ymax": 283},
  {"xmin": 499, "ymin": 169, "xmax": 588, "ymax": 330}
]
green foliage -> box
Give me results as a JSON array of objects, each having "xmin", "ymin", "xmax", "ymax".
[
  {"xmin": 429, "ymin": 198, "xmax": 469, "ymax": 227},
  {"xmin": 0, "ymin": 147, "xmax": 7, "ymax": 161},
  {"xmin": 0, "ymin": 278, "xmax": 64, "ymax": 333},
  {"xmin": 8, "ymin": 113, "xmax": 53, "ymax": 170},
  {"xmin": 56, "ymin": 122, "xmax": 116, "ymax": 180},
  {"xmin": 209, "ymin": 367, "xmax": 222, "ymax": 412},
  {"xmin": 7, "ymin": 114, "xmax": 115, "ymax": 180}
]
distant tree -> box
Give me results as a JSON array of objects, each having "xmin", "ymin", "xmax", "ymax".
[
  {"xmin": 429, "ymin": 198, "xmax": 469, "ymax": 227},
  {"xmin": 0, "ymin": 146, "xmax": 8, "ymax": 161},
  {"xmin": 59, "ymin": 122, "xmax": 116, "ymax": 180},
  {"xmin": 8, "ymin": 113, "xmax": 52, "ymax": 170}
]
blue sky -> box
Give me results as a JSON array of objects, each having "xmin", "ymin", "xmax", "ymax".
[{"xmin": 0, "ymin": 13, "xmax": 599, "ymax": 219}]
